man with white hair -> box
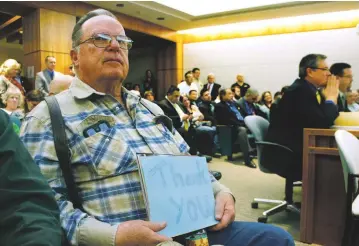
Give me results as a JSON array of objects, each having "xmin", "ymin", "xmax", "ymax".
[{"xmin": 21, "ymin": 9, "xmax": 294, "ymax": 246}]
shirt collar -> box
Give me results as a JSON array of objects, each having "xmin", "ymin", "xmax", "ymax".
[
  {"xmin": 69, "ymin": 77, "xmax": 140, "ymax": 104},
  {"xmin": 305, "ymin": 79, "xmax": 320, "ymax": 93}
]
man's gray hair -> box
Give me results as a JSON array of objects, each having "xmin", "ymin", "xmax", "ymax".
[
  {"xmin": 207, "ymin": 73, "xmax": 215, "ymax": 79},
  {"xmin": 299, "ymin": 54, "xmax": 327, "ymax": 79},
  {"xmin": 245, "ymin": 88, "xmax": 259, "ymax": 97},
  {"xmin": 72, "ymin": 9, "xmax": 117, "ymax": 49}
]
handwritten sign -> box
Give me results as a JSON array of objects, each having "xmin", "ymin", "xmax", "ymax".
[{"xmin": 137, "ymin": 155, "xmax": 218, "ymax": 237}]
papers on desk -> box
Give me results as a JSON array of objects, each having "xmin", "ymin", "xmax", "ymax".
[
  {"xmin": 136, "ymin": 154, "xmax": 218, "ymax": 237},
  {"xmin": 334, "ymin": 112, "xmax": 359, "ymax": 127}
]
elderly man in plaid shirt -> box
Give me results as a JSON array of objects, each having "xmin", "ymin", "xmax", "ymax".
[{"xmin": 20, "ymin": 9, "xmax": 294, "ymax": 246}]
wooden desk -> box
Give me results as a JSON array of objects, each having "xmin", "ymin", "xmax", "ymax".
[{"xmin": 300, "ymin": 128, "xmax": 359, "ymax": 246}]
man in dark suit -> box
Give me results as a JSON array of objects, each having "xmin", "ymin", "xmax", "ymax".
[
  {"xmin": 203, "ymin": 73, "xmax": 221, "ymax": 102},
  {"xmin": 35, "ymin": 56, "xmax": 64, "ymax": 96},
  {"xmin": 330, "ymin": 63, "xmax": 353, "ymax": 112},
  {"xmin": 263, "ymin": 54, "xmax": 339, "ymax": 193},
  {"xmin": 237, "ymin": 88, "xmax": 267, "ymax": 119},
  {"xmin": 214, "ymin": 88, "xmax": 256, "ymax": 168},
  {"xmin": 157, "ymin": 85, "xmax": 196, "ymax": 154},
  {"xmin": 198, "ymin": 89, "xmax": 217, "ymax": 126}
]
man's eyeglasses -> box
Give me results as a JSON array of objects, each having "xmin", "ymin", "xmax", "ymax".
[
  {"xmin": 309, "ymin": 67, "xmax": 329, "ymax": 71},
  {"xmin": 78, "ymin": 33, "xmax": 133, "ymax": 50}
]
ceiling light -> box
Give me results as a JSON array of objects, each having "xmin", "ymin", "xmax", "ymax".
[
  {"xmin": 19, "ymin": 30, "xmax": 23, "ymax": 34},
  {"xmin": 178, "ymin": 9, "xmax": 359, "ymax": 35},
  {"xmin": 157, "ymin": 17, "xmax": 165, "ymax": 21},
  {"xmin": 155, "ymin": 0, "xmax": 296, "ymax": 16}
]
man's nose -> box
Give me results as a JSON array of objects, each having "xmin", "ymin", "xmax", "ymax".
[{"xmin": 107, "ymin": 38, "xmax": 120, "ymax": 51}]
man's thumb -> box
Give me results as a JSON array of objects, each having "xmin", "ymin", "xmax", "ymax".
[{"xmin": 144, "ymin": 221, "xmax": 167, "ymax": 232}]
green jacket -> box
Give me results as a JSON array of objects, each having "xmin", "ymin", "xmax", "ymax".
[{"xmin": 0, "ymin": 110, "xmax": 62, "ymax": 245}]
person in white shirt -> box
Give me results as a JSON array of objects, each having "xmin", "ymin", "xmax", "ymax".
[
  {"xmin": 192, "ymin": 68, "xmax": 203, "ymax": 92},
  {"xmin": 346, "ymin": 90, "xmax": 359, "ymax": 112},
  {"xmin": 178, "ymin": 71, "xmax": 197, "ymax": 96}
]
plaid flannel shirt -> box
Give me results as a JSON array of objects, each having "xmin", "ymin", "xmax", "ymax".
[{"xmin": 20, "ymin": 78, "xmax": 218, "ymax": 245}]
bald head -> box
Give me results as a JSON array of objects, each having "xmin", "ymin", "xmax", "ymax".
[{"xmin": 49, "ymin": 75, "xmax": 73, "ymax": 95}]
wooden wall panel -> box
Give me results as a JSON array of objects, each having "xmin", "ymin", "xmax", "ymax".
[
  {"xmin": 23, "ymin": 9, "xmax": 40, "ymax": 54},
  {"xmin": 156, "ymin": 43, "xmax": 177, "ymax": 99},
  {"xmin": 38, "ymin": 9, "xmax": 74, "ymax": 53}
]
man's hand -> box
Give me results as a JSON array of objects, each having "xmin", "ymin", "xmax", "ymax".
[
  {"xmin": 322, "ymin": 75, "xmax": 339, "ymax": 104},
  {"xmin": 115, "ymin": 220, "xmax": 172, "ymax": 246},
  {"xmin": 182, "ymin": 114, "xmax": 190, "ymax": 121},
  {"xmin": 208, "ymin": 191, "xmax": 235, "ymax": 231}
]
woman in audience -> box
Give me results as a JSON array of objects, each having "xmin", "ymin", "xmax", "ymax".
[
  {"xmin": 25, "ymin": 90, "xmax": 45, "ymax": 113},
  {"xmin": 261, "ymin": 91, "xmax": 273, "ymax": 109},
  {"xmin": 130, "ymin": 83, "xmax": 141, "ymax": 96},
  {"xmin": 181, "ymin": 95, "xmax": 217, "ymax": 156},
  {"xmin": 1, "ymin": 86, "xmax": 25, "ymax": 121},
  {"xmin": 0, "ymin": 59, "xmax": 25, "ymax": 102}
]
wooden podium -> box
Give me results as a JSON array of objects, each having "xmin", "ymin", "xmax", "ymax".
[{"xmin": 300, "ymin": 128, "xmax": 359, "ymax": 246}]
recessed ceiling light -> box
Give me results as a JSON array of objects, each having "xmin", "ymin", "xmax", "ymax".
[
  {"xmin": 116, "ymin": 3, "xmax": 124, "ymax": 7},
  {"xmin": 157, "ymin": 17, "xmax": 165, "ymax": 21}
]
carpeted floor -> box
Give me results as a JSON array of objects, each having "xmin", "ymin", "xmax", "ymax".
[{"xmin": 208, "ymin": 154, "xmax": 313, "ymax": 246}]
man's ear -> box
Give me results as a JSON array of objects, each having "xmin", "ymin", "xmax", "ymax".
[
  {"xmin": 70, "ymin": 49, "xmax": 79, "ymax": 67},
  {"xmin": 306, "ymin": 67, "xmax": 313, "ymax": 78}
]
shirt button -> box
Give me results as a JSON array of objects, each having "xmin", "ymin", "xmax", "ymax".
[
  {"xmin": 115, "ymin": 107, "xmax": 120, "ymax": 110},
  {"xmin": 106, "ymin": 138, "xmax": 110, "ymax": 142}
]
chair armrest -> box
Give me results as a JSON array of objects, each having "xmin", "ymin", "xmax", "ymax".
[{"xmin": 256, "ymin": 141, "xmax": 294, "ymax": 154}]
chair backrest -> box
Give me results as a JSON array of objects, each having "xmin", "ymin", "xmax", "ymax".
[
  {"xmin": 243, "ymin": 115, "xmax": 269, "ymax": 142},
  {"xmin": 244, "ymin": 115, "xmax": 270, "ymax": 173},
  {"xmin": 335, "ymin": 130, "xmax": 359, "ymax": 193}
]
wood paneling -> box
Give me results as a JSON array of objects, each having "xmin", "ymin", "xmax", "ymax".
[
  {"xmin": 16, "ymin": 1, "xmax": 178, "ymax": 42},
  {"xmin": 156, "ymin": 43, "xmax": 177, "ymax": 99},
  {"xmin": 22, "ymin": 8, "xmax": 75, "ymax": 81},
  {"xmin": 176, "ymin": 41, "xmax": 183, "ymax": 84}
]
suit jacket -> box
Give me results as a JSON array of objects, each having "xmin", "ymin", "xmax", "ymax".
[
  {"xmin": 237, "ymin": 97, "xmax": 267, "ymax": 119},
  {"xmin": 265, "ymin": 78, "xmax": 339, "ymax": 166},
  {"xmin": 214, "ymin": 101, "xmax": 245, "ymax": 127},
  {"xmin": 203, "ymin": 83, "xmax": 221, "ymax": 101},
  {"xmin": 338, "ymin": 93, "xmax": 349, "ymax": 112},
  {"xmin": 35, "ymin": 70, "xmax": 63, "ymax": 96},
  {"xmin": 157, "ymin": 99, "xmax": 185, "ymax": 129},
  {"xmin": 198, "ymin": 101, "xmax": 217, "ymax": 125}
]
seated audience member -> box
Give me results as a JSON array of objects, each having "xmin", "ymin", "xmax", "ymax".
[
  {"xmin": 346, "ymin": 90, "xmax": 359, "ymax": 112},
  {"xmin": 188, "ymin": 89, "xmax": 199, "ymax": 106},
  {"xmin": 130, "ymin": 83, "xmax": 141, "ymax": 96},
  {"xmin": 330, "ymin": 62, "xmax": 353, "ymax": 112},
  {"xmin": 1, "ymin": 86, "xmax": 24, "ymax": 121},
  {"xmin": 231, "ymin": 85, "xmax": 241, "ymax": 103},
  {"xmin": 203, "ymin": 73, "xmax": 221, "ymax": 102},
  {"xmin": 231, "ymin": 74, "xmax": 250, "ymax": 97},
  {"xmin": 35, "ymin": 56, "xmax": 63, "ymax": 96},
  {"xmin": 181, "ymin": 95, "xmax": 217, "ymax": 156},
  {"xmin": 237, "ymin": 88, "xmax": 267, "ymax": 119},
  {"xmin": 0, "ymin": 110, "xmax": 62, "ymax": 245},
  {"xmin": 270, "ymin": 86, "xmax": 289, "ymax": 120},
  {"xmin": 192, "ymin": 67, "xmax": 204, "ymax": 92},
  {"xmin": 178, "ymin": 71, "xmax": 197, "ymax": 96},
  {"xmin": 261, "ymin": 91, "xmax": 272, "ymax": 109},
  {"xmin": 273, "ymin": 91, "xmax": 281, "ymax": 101},
  {"xmin": 21, "ymin": 9, "xmax": 294, "ymax": 246},
  {"xmin": 25, "ymin": 90, "xmax": 45, "ymax": 113},
  {"xmin": 214, "ymin": 88, "xmax": 256, "ymax": 168},
  {"xmin": 49, "ymin": 74, "xmax": 73, "ymax": 95},
  {"xmin": 263, "ymin": 54, "xmax": 339, "ymax": 187},
  {"xmin": 144, "ymin": 90, "xmax": 155, "ymax": 102},
  {"xmin": 198, "ymin": 89, "xmax": 221, "ymax": 153},
  {"xmin": 0, "ymin": 59, "xmax": 26, "ymax": 103}
]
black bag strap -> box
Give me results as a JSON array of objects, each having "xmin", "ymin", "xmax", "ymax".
[{"xmin": 44, "ymin": 96, "xmax": 83, "ymax": 211}]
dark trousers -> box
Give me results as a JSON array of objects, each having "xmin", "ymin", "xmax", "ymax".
[
  {"xmin": 174, "ymin": 221, "xmax": 295, "ymax": 246},
  {"xmin": 234, "ymin": 126, "xmax": 252, "ymax": 163},
  {"xmin": 177, "ymin": 127, "xmax": 197, "ymax": 155}
]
